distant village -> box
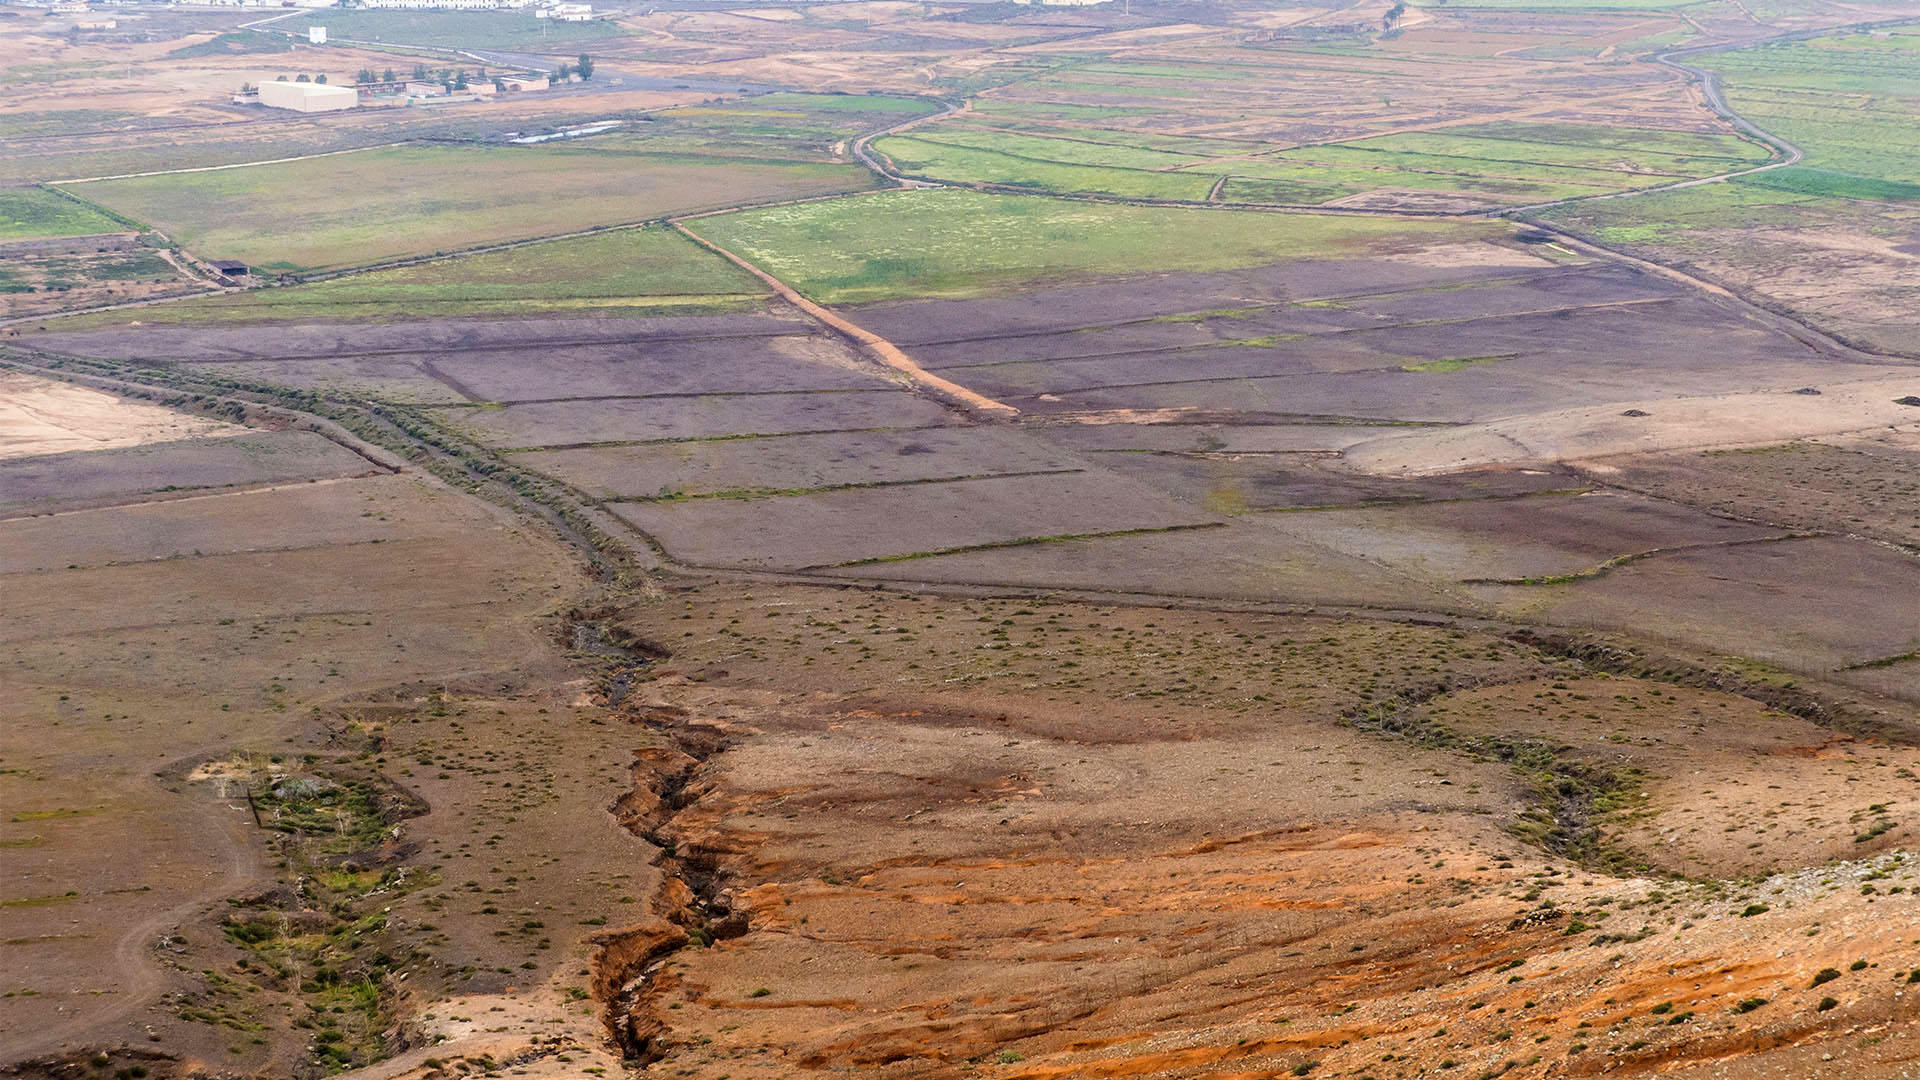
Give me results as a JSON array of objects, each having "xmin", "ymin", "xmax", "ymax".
[
  {"xmin": 235, "ymin": 46, "xmax": 594, "ymax": 111},
  {"xmin": 37, "ymin": 0, "xmax": 598, "ymax": 15}
]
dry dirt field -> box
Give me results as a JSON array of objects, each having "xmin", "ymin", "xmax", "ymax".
[{"xmin": 5, "ymin": 0, "xmax": 1920, "ymax": 1077}]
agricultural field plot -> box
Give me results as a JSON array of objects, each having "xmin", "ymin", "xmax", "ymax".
[
  {"xmin": 826, "ymin": 512, "xmax": 1468, "ymax": 609},
  {"xmin": 1592, "ymin": 434, "xmax": 1920, "ymax": 550},
  {"xmin": 0, "ymin": 191, "xmax": 207, "ymax": 319},
  {"xmin": 25, "ymin": 311, "xmax": 793, "ymax": 363},
  {"xmin": 877, "ymin": 117, "xmax": 1772, "ymax": 207},
  {"xmin": 0, "ymin": 246, "xmax": 210, "ymax": 321},
  {"xmin": 0, "ymin": 429, "xmax": 381, "ymax": 515},
  {"xmin": 421, "ymin": 333, "xmax": 886, "ymax": 403},
  {"xmin": 0, "ymin": 371, "xmax": 232, "ymax": 458},
  {"xmin": 590, "ymin": 93, "xmax": 941, "ymax": 162},
  {"xmin": 518, "ymin": 425, "xmax": 1067, "ymax": 500},
  {"xmin": 1699, "ymin": 26, "xmax": 1920, "ymax": 187},
  {"xmin": 1092, "ymin": 451, "xmax": 1583, "ymax": 514},
  {"xmin": 841, "ymin": 249, "xmax": 1846, "ymax": 425},
  {"xmin": 871, "ymin": 132, "xmax": 1221, "ymax": 200},
  {"xmin": 916, "ymin": 11, "xmax": 1759, "ymax": 209},
  {"xmin": 441, "ymin": 388, "xmax": 952, "ymax": 450},
  {"xmin": 0, "ymin": 95, "xmax": 709, "ymax": 189},
  {"xmin": 65, "ymin": 144, "xmax": 877, "ymax": 273},
  {"xmin": 1254, "ymin": 489, "xmax": 1781, "ymax": 583},
  {"xmin": 612, "ymin": 469, "xmax": 1220, "ymax": 570},
  {"xmin": 978, "ymin": 295, "xmax": 1839, "ymax": 421},
  {"xmin": 1537, "ymin": 24, "xmax": 1920, "ymax": 355},
  {"xmin": 63, "ymin": 225, "xmax": 772, "ymax": 326},
  {"xmin": 0, "ymin": 188, "xmax": 126, "ymax": 241},
  {"xmin": 689, "ymin": 189, "xmax": 1500, "ymax": 304},
  {"xmin": 1473, "ymin": 535, "xmax": 1920, "ymax": 695}
]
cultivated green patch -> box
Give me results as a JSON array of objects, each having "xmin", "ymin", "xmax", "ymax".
[
  {"xmin": 0, "ymin": 189, "xmax": 128, "ymax": 242},
  {"xmin": 691, "ymin": 189, "xmax": 1502, "ymax": 304},
  {"xmin": 88, "ymin": 226, "xmax": 766, "ymax": 325},
  {"xmin": 69, "ymin": 145, "xmax": 875, "ymax": 273}
]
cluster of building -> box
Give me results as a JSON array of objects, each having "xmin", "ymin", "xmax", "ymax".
[
  {"xmin": 258, "ymin": 0, "xmax": 597, "ymax": 15},
  {"xmin": 245, "ymin": 65, "xmax": 550, "ymax": 112},
  {"xmin": 189, "ymin": 0, "xmax": 594, "ymax": 12}
]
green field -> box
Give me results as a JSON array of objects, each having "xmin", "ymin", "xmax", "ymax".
[
  {"xmin": 0, "ymin": 250, "xmax": 176, "ymax": 293},
  {"xmin": 1323, "ymin": 126, "xmax": 1769, "ymax": 174},
  {"xmin": 586, "ymin": 94, "xmax": 940, "ymax": 162},
  {"xmin": 1542, "ymin": 24, "xmax": 1920, "ymax": 237},
  {"xmin": 67, "ymin": 226, "xmax": 765, "ymax": 325},
  {"xmin": 689, "ymin": 189, "xmax": 1499, "ymax": 304},
  {"xmin": 0, "ymin": 189, "xmax": 128, "ymax": 241},
  {"xmin": 0, "ymin": 109, "xmax": 134, "ymax": 138},
  {"xmin": 1225, "ymin": 158, "xmax": 1609, "ymax": 203},
  {"xmin": 1699, "ymin": 28, "xmax": 1920, "ymax": 187},
  {"xmin": 1235, "ymin": 122, "xmax": 1774, "ymax": 205},
  {"xmin": 873, "ymin": 136, "xmax": 1219, "ymax": 200},
  {"xmin": 69, "ymin": 145, "xmax": 876, "ymax": 273},
  {"xmin": 750, "ymin": 92, "xmax": 935, "ymax": 114},
  {"xmin": 872, "ymin": 114, "xmax": 1767, "ymax": 206},
  {"xmin": 902, "ymin": 128, "xmax": 1204, "ymax": 171},
  {"xmin": 946, "ymin": 118, "xmax": 1264, "ymax": 158},
  {"xmin": 284, "ymin": 9, "xmax": 623, "ymax": 49}
]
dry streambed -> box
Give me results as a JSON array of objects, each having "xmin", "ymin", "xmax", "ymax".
[{"xmin": 586, "ymin": 584, "xmax": 1920, "ymax": 1079}]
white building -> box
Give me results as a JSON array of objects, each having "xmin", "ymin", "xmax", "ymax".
[
  {"xmin": 307, "ymin": 25, "xmax": 326, "ymax": 42},
  {"xmin": 258, "ymin": 80, "xmax": 357, "ymax": 112},
  {"xmin": 536, "ymin": 2, "xmax": 591, "ymax": 18}
]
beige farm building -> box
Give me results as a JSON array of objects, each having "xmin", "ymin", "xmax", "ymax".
[{"xmin": 259, "ymin": 81, "xmax": 357, "ymax": 112}]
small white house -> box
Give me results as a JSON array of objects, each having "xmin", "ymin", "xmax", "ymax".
[{"xmin": 307, "ymin": 25, "xmax": 326, "ymax": 43}]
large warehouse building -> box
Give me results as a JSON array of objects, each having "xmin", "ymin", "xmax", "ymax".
[{"xmin": 258, "ymin": 81, "xmax": 357, "ymax": 113}]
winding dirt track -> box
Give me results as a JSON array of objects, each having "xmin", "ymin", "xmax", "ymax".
[{"xmin": 669, "ymin": 221, "xmax": 1019, "ymax": 418}]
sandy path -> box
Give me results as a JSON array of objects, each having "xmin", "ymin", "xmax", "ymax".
[{"xmin": 670, "ymin": 222, "xmax": 1018, "ymax": 417}]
